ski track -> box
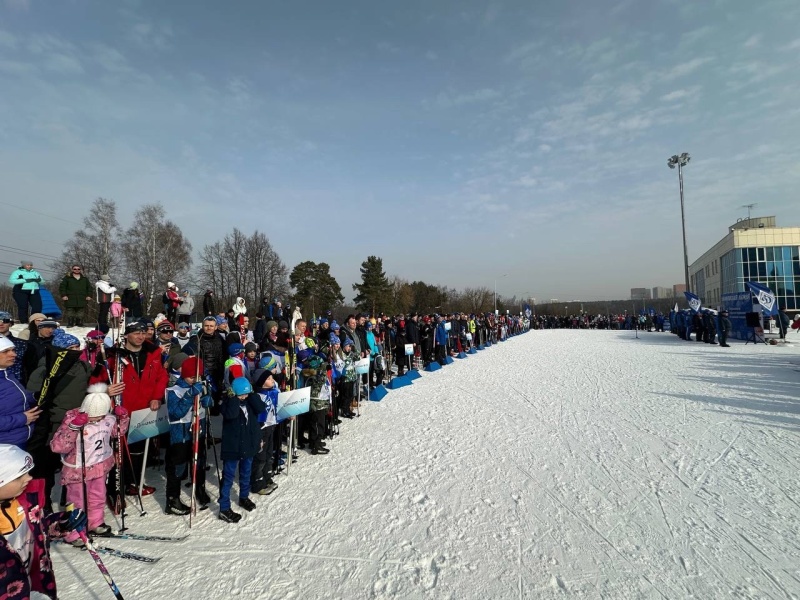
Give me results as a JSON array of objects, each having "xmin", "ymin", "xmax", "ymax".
[{"xmin": 50, "ymin": 330, "xmax": 800, "ymax": 599}]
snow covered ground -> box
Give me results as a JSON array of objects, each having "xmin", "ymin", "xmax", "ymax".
[{"xmin": 51, "ymin": 330, "xmax": 800, "ymax": 599}]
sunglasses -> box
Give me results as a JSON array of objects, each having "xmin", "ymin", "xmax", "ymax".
[{"xmin": 1, "ymin": 319, "xmax": 12, "ymax": 324}]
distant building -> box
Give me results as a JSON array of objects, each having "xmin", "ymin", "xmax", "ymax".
[
  {"xmin": 689, "ymin": 216, "xmax": 800, "ymax": 311},
  {"xmin": 652, "ymin": 286, "xmax": 671, "ymax": 299},
  {"xmin": 673, "ymin": 284, "xmax": 686, "ymax": 297},
  {"xmin": 631, "ymin": 288, "xmax": 651, "ymax": 300}
]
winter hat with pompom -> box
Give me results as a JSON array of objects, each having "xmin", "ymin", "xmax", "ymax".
[
  {"xmin": 80, "ymin": 383, "xmax": 112, "ymax": 417},
  {"xmin": 180, "ymin": 356, "xmax": 204, "ymax": 379}
]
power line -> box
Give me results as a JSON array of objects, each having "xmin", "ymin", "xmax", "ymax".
[
  {"xmin": 0, "ymin": 244, "xmax": 61, "ymax": 261},
  {"xmin": 0, "ymin": 200, "xmax": 83, "ymax": 226}
]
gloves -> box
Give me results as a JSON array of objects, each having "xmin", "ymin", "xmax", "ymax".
[
  {"xmin": 200, "ymin": 395, "xmax": 213, "ymax": 408},
  {"xmin": 113, "ymin": 406, "xmax": 127, "ymax": 418},
  {"xmin": 69, "ymin": 413, "xmax": 89, "ymax": 430},
  {"xmin": 189, "ymin": 382, "xmax": 205, "ymax": 397},
  {"xmin": 60, "ymin": 505, "xmax": 88, "ymax": 533}
]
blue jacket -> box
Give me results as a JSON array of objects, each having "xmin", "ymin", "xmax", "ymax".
[
  {"xmin": 221, "ymin": 392, "xmax": 265, "ymax": 460},
  {"xmin": 166, "ymin": 379, "xmax": 211, "ymax": 445},
  {"xmin": 0, "ymin": 368, "xmax": 35, "ymax": 448},
  {"xmin": 435, "ymin": 322, "xmax": 448, "ymax": 345},
  {"xmin": 8, "ymin": 268, "xmax": 43, "ymax": 291},
  {"xmin": 365, "ymin": 331, "xmax": 379, "ymax": 357}
]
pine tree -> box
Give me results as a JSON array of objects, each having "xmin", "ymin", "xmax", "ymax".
[
  {"xmin": 352, "ymin": 256, "xmax": 392, "ymax": 315},
  {"xmin": 289, "ymin": 261, "xmax": 344, "ymax": 317}
]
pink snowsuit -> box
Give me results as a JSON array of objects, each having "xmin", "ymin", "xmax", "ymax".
[{"xmin": 50, "ymin": 409, "xmax": 130, "ymax": 539}]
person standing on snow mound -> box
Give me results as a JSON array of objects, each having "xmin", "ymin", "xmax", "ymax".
[
  {"xmin": 94, "ymin": 274, "xmax": 116, "ymax": 334},
  {"xmin": 58, "ymin": 265, "xmax": 92, "ymax": 328},
  {"xmin": 164, "ymin": 282, "xmax": 182, "ymax": 326},
  {"xmin": 8, "ymin": 261, "xmax": 44, "ymax": 324},
  {"xmin": 0, "ymin": 444, "xmax": 88, "ymax": 600}
]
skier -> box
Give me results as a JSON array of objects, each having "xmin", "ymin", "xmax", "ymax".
[
  {"xmin": 219, "ymin": 377, "xmax": 265, "ymax": 523},
  {"xmin": 164, "ymin": 356, "xmax": 212, "ymax": 515},
  {"xmin": 49, "ymin": 384, "xmax": 129, "ymax": 543}
]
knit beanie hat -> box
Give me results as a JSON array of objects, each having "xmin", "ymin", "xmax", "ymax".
[
  {"xmin": 130, "ymin": 282, "xmax": 139, "ymax": 289},
  {"xmin": 258, "ymin": 353, "xmax": 277, "ymax": 371},
  {"xmin": 80, "ymin": 383, "xmax": 112, "ymax": 417},
  {"xmin": 0, "ymin": 311, "xmax": 11, "ymax": 321},
  {"xmin": 0, "ymin": 337, "xmax": 14, "ymax": 352},
  {"xmin": 330, "ymin": 334, "xmax": 340, "ymax": 345},
  {"xmin": 180, "ymin": 356, "xmax": 204, "ymax": 379},
  {"xmin": 0, "ymin": 444, "xmax": 34, "ymax": 487},
  {"xmin": 343, "ymin": 337, "xmax": 354, "ymax": 347},
  {"xmin": 101, "ymin": 274, "xmax": 110, "ymax": 281},
  {"xmin": 52, "ymin": 329, "xmax": 80, "ymax": 349},
  {"xmin": 38, "ymin": 318, "xmax": 58, "ymax": 329},
  {"xmin": 27, "ymin": 313, "xmax": 46, "ymax": 324}
]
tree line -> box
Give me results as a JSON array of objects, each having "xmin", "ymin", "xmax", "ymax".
[{"xmin": 0, "ymin": 198, "xmax": 546, "ymax": 320}]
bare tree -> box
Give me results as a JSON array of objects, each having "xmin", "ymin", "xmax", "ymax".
[
  {"xmin": 120, "ymin": 204, "xmax": 192, "ymax": 314},
  {"xmin": 52, "ymin": 198, "xmax": 122, "ymax": 281},
  {"xmin": 197, "ymin": 228, "xmax": 289, "ymax": 313},
  {"xmin": 459, "ymin": 286, "xmax": 494, "ymax": 314}
]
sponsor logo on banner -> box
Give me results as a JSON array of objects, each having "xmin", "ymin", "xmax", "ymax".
[
  {"xmin": 746, "ymin": 281, "xmax": 778, "ymax": 315},
  {"xmin": 684, "ymin": 291, "xmax": 702, "ymax": 313},
  {"xmin": 128, "ymin": 405, "xmax": 170, "ymax": 444},
  {"xmin": 276, "ymin": 387, "xmax": 311, "ymax": 422}
]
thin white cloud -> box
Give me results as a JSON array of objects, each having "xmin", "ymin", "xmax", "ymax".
[
  {"xmin": 661, "ymin": 87, "xmax": 700, "ymax": 102},
  {"xmin": 662, "ymin": 57, "xmax": 713, "ymax": 80},
  {"xmin": 432, "ymin": 88, "xmax": 501, "ymax": 109},
  {"xmin": 743, "ymin": 34, "xmax": 761, "ymax": 49},
  {"xmin": 45, "ymin": 53, "xmax": 83, "ymax": 75}
]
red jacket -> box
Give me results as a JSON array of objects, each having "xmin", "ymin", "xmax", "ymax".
[{"xmin": 108, "ymin": 343, "xmax": 168, "ymax": 412}]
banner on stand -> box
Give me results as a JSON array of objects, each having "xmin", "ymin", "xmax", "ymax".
[
  {"xmin": 128, "ymin": 405, "xmax": 170, "ymax": 444},
  {"xmin": 276, "ymin": 387, "xmax": 311, "ymax": 422}
]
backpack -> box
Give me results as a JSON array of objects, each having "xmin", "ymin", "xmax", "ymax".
[{"xmin": 162, "ymin": 292, "xmax": 170, "ymax": 306}]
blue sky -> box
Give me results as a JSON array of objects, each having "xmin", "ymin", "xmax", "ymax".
[{"xmin": 1, "ymin": 0, "xmax": 799, "ymax": 303}]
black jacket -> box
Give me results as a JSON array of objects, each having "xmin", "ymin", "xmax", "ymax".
[
  {"xmin": 221, "ymin": 392, "xmax": 265, "ymax": 460},
  {"xmin": 202, "ymin": 292, "xmax": 216, "ymax": 316},
  {"xmin": 185, "ymin": 332, "xmax": 225, "ymax": 382},
  {"xmin": 121, "ymin": 287, "xmax": 143, "ymax": 318},
  {"xmin": 406, "ymin": 319, "xmax": 420, "ymax": 345}
]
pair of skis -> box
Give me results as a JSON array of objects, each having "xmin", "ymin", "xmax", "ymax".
[{"xmin": 54, "ymin": 531, "xmax": 187, "ymax": 564}]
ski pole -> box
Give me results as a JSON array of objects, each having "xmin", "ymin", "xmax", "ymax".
[
  {"xmin": 78, "ymin": 424, "xmax": 89, "ymax": 527},
  {"xmin": 78, "ymin": 531, "xmax": 126, "ymax": 600},
  {"xmin": 205, "ymin": 412, "xmax": 221, "ymax": 487},
  {"xmin": 121, "ymin": 436, "xmax": 146, "ymax": 518},
  {"xmin": 189, "ymin": 353, "xmax": 202, "ymax": 527}
]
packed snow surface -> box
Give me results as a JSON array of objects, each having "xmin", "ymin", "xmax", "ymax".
[{"xmin": 52, "ymin": 330, "xmax": 800, "ymax": 599}]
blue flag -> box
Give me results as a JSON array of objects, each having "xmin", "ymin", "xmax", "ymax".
[
  {"xmin": 746, "ymin": 281, "xmax": 778, "ymax": 316},
  {"xmin": 684, "ymin": 291, "xmax": 702, "ymax": 313}
]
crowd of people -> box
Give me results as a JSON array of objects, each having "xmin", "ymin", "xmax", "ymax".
[{"xmin": 1, "ymin": 260, "xmax": 535, "ymax": 598}]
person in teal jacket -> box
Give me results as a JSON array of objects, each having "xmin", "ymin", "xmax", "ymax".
[{"xmin": 8, "ymin": 261, "xmax": 44, "ymax": 322}]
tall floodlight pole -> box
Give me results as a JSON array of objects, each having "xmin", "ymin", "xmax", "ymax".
[{"xmin": 667, "ymin": 153, "xmax": 691, "ymax": 292}]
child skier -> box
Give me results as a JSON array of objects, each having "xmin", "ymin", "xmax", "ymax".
[
  {"xmin": 109, "ymin": 295, "xmax": 124, "ymax": 331},
  {"xmin": 165, "ymin": 356, "xmax": 213, "ymax": 515},
  {"xmin": 0, "ymin": 444, "xmax": 87, "ymax": 600},
  {"xmin": 251, "ymin": 366, "xmax": 279, "ymax": 495},
  {"xmin": 49, "ymin": 384, "xmax": 129, "ymax": 544},
  {"xmin": 219, "ymin": 377, "xmax": 265, "ymax": 523}
]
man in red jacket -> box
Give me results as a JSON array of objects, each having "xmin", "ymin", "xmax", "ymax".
[{"xmin": 107, "ymin": 320, "xmax": 168, "ymax": 497}]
